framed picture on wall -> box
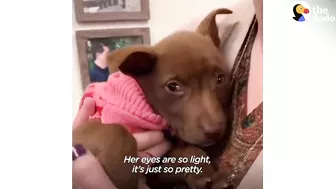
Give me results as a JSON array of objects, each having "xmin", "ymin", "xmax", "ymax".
[
  {"xmin": 73, "ymin": 0, "xmax": 150, "ymax": 22},
  {"xmin": 76, "ymin": 28, "xmax": 150, "ymax": 89}
]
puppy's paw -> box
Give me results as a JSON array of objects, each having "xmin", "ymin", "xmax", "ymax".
[{"xmin": 189, "ymin": 172, "xmax": 235, "ymax": 189}]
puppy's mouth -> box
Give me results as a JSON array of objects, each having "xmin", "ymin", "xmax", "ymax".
[{"xmin": 198, "ymin": 141, "xmax": 216, "ymax": 147}]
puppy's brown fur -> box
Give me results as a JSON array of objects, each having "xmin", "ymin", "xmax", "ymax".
[{"xmin": 73, "ymin": 8, "xmax": 235, "ymax": 189}]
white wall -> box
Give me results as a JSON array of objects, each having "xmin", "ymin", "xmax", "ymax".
[{"xmin": 72, "ymin": 0, "xmax": 238, "ymax": 119}]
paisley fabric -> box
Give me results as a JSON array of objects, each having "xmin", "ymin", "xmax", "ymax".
[{"xmin": 214, "ymin": 16, "xmax": 263, "ymax": 188}]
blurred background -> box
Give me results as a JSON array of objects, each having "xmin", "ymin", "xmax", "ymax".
[{"xmin": 72, "ymin": 0, "xmax": 239, "ymax": 118}]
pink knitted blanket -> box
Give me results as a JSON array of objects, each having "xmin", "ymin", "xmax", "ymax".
[{"xmin": 78, "ymin": 71, "xmax": 167, "ymax": 133}]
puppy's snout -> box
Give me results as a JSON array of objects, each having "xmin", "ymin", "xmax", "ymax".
[{"xmin": 203, "ymin": 122, "xmax": 225, "ymax": 141}]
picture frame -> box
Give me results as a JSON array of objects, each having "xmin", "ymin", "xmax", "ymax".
[
  {"xmin": 76, "ymin": 28, "xmax": 150, "ymax": 89},
  {"xmin": 74, "ymin": 0, "xmax": 150, "ymax": 22}
]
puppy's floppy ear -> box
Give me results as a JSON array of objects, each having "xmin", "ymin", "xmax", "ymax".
[
  {"xmin": 196, "ymin": 8, "xmax": 233, "ymax": 47},
  {"xmin": 107, "ymin": 45, "xmax": 157, "ymax": 77}
]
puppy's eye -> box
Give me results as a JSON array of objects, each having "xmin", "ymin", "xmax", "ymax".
[
  {"xmin": 167, "ymin": 82, "xmax": 181, "ymax": 92},
  {"xmin": 167, "ymin": 82, "xmax": 180, "ymax": 91},
  {"xmin": 216, "ymin": 74, "xmax": 226, "ymax": 85},
  {"xmin": 165, "ymin": 81, "xmax": 184, "ymax": 95}
]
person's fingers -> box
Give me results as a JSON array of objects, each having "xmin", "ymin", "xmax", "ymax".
[
  {"xmin": 73, "ymin": 144, "xmax": 117, "ymax": 189},
  {"xmin": 138, "ymin": 141, "xmax": 172, "ymax": 161},
  {"xmin": 133, "ymin": 131, "xmax": 166, "ymax": 151},
  {"xmin": 73, "ymin": 98, "xmax": 95, "ymax": 129}
]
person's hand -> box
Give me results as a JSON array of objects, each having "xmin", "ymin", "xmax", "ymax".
[{"xmin": 72, "ymin": 98, "xmax": 172, "ymax": 189}]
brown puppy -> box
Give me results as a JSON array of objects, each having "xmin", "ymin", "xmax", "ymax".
[{"xmin": 73, "ymin": 8, "xmax": 234, "ymax": 189}]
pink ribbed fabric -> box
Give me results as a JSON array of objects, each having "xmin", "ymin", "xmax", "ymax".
[{"xmin": 78, "ymin": 71, "xmax": 167, "ymax": 133}]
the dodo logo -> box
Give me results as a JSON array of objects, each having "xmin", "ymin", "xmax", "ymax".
[
  {"xmin": 293, "ymin": 3, "xmax": 310, "ymax": 22},
  {"xmin": 292, "ymin": 1, "xmax": 335, "ymax": 22}
]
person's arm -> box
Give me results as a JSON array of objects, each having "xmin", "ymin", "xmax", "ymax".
[
  {"xmin": 72, "ymin": 98, "xmax": 172, "ymax": 189},
  {"xmin": 73, "ymin": 98, "xmax": 117, "ymax": 189}
]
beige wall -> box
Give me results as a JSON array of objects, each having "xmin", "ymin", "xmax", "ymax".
[{"xmin": 72, "ymin": 0, "xmax": 238, "ymax": 119}]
